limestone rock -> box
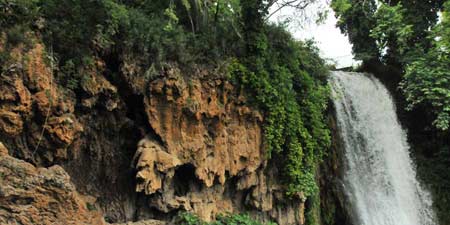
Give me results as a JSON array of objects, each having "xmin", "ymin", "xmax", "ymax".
[
  {"xmin": 113, "ymin": 219, "xmax": 166, "ymax": 225},
  {"xmin": 133, "ymin": 70, "xmax": 305, "ymax": 224},
  {"xmin": 133, "ymin": 138, "xmax": 181, "ymax": 195},
  {"xmin": 80, "ymin": 62, "xmax": 120, "ymax": 111},
  {"xmin": 144, "ymin": 70, "xmax": 263, "ymax": 188},
  {"xmin": 44, "ymin": 114, "xmax": 83, "ymax": 145},
  {"xmin": 0, "ymin": 71, "xmax": 32, "ymax": 114},
  {"xmin": 0, "ymin": 142, "xmax": 105, "ymax": 225},
  {"xmin": 0, "ymin": 142, "xmax": 8, "ymax": 155},
  {"xmin": 0, "ymin": 111, "xmax": 23, "ymax": 136},
  {"xmin": 24, "ymin": 43, "xmax": 52, "ymax": 91},
  {"xmin": 0, "ymin": 39, "xmax": 83, "ymax": 162},
  {"xmin": 0, "ymin": 67, "xmax": 32, "ymax": 136}
]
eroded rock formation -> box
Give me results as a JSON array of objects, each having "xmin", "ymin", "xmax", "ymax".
[
  {"xmin": 0, "ymin": 142, "xmax": 105, "ymax": 225},
  {"xmin": 132, "ymin": 70, "xmax": 305, "ymax": 224},
  {"xmin": 0, "ymin": 36, "xmax": 307, "ymax": 224},
  {"xmin": 0, "ymin": 42, "xmax": 83, "ymax": 164}
]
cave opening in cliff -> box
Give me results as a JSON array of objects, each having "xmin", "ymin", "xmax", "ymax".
[
  {"xmin": 173, "ymin": 164, "xmax": 202, "ymax": 196},
  {"xmin": 101, "ymin": 51, "xmax": 165, "ymax": 145}
]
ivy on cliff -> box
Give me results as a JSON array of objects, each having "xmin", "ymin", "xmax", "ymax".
[{"xmin": 229, "ymin": 24, "xmax": 330, "ymax": 198}]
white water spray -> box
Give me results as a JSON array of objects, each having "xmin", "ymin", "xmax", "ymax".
[{"xmin": 330, "ymin": 71, "xmax": 436, "ymax": 225}]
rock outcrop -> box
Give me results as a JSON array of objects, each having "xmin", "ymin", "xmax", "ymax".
[
  {"xmin": 0, "ymin": 142, "xmax": 105, "ymax": 225},
  {"xmin": 0, "ymin": 42, "xmax": 83, "ymax": 164},
  {"xmin": 131, "ymin": 69, "xmax": 305, "ymax": 224},
  {"xmin": 0, "ymin": 36, "xmax": 307, "ymax": 224}
]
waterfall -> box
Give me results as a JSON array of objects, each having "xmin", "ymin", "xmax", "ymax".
[{"xmin": 330, "ymin": 71, "xmax": 436, "ymax": 225}]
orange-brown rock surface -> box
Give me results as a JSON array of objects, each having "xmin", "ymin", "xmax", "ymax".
[
  {"xmin": 144, "ymin": 68, "xmax": 263, "ymax": 188},
  {"xmin": 0, "ymin": 36, "xmax": 306, "ymax": 225},
  {"xmin": 0, "ymin": 142, "xmax": 105, "ymax": 225},
  {"xmin": 132, "ymin": 68, "xmax": 305, "ymax": 224},
  {"xmin": 0, "ymin": 41, "xmax": 83, "ymax": 164}
]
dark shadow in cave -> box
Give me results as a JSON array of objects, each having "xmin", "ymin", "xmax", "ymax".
[{"xmin": 173, "ymin": 164, "xmax": 202, "ymax": 197}]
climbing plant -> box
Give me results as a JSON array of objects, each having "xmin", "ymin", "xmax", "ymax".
[{"xmin": 230, "ymin": 25, "xmax": 330, "ymax": 198}]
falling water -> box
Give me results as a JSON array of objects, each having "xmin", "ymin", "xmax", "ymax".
[{"xmin": 330, "ymin": 71, "xmax": 436, "ymax": 225}]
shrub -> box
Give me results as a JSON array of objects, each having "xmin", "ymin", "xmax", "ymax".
[
  {"xmin": 176, "ymin": 212, "xmax": 275, "ymax": 225},
  {"xmin": 230, "ymin": 25, "xmax": 330, "ymax": 198}
]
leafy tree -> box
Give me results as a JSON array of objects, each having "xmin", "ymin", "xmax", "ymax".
[
  {"xmin": 370, "ymin": 3, "xmax": 413, "ymax": 64},
  {"xmin": 400, "ymin": 0, "xmax": 450, "ymax": 131},
  {"xmin": 331, "ymin": 0, "xmax": 379, "ymax": 61}
]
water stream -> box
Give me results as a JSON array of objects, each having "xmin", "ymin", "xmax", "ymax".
[{"xmin": 330, "ymin": 71, "xmax": 436, "ymax": 225}]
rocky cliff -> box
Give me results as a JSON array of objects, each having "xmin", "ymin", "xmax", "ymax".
[{"xmin": 0, "ymin": 36, "xmax": 306, "ymax": 224}]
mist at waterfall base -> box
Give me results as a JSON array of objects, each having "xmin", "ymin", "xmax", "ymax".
[{"xmin": 330, "ymin": 71, "xmax": 437, "ymax": 225}]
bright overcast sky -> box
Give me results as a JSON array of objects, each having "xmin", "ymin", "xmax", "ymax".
[{"xmin": 270, "ymin": 0, "xmax": 359, "ymax": 68}]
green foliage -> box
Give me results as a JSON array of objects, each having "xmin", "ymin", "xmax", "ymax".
[
  {"xmin": 331, "ymin": 0, "xmax": 379, "ymax": 61},
  {"xmin": 5, "ymin": 25, "xmax": 30, "ymax": 47},
  {"xmin": 330, "ymin": 0, "xmax": 351, "ymax": 15},
  {"xmin": 401, "ymin": 52, "xmax": 450, "ymax": 130},
  {"xmin": 305, "ymin": 190, "xmax": 321, "ymax": 225},
  {"xmin": 0, "ymin": 1, "xmax": 38, "ymax": 71},
  {"xmin": 332, "ymin": 0, "xmax": 445, "ymax": 64},
  {"xmin": 437, "ymin": 1, "xmax": 450, "ymax": 51},
  {"xmin": 177, "ymin": 212, "xmax": 275, "ymax": 225},
  {"xmin": 178, "ymin": 212, "xmax": 205, "ymax": 225},
  {"xmin": 86, "ymin": 202, "xmax": 96, "ymax": 211},
  {"xmin": 124, "ymin": 8, "xmax": 192, "ymax": 64},
  {"xmin": 96, "ymin": 0, "xmax": 130, "ymax": 49},
  {"xmin": 230, "ymin": 25, "xmax": 330, "ymax": 198},
  {"xmin": 215, "ymin": 214, "xmax": 276, "ymax": 225},
  {"xmin": 370, "ymin": 3, "xmax": 413, "ymax": 57},
  {"xmin": 0, "ymin": 0, "xmax": 246, "ymax": 90},
  {"xmin": 241, "ymin": 0, "xmax": 267, "ymax": 57},
  {"xmin": 0, "ymin": 0, "xmax": 40, "ymax": 28},
  {"xmin": 400, "ymin": 0, "xmax": 450, "ymax": 131},
  {"xmin": 0, "ymin": 0, "xmax": 39, "ymax": 50}
]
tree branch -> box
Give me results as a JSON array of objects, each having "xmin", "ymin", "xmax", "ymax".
[{"xmin": 265, "ymin": 0, "xmax": 312, "ymax": 21}]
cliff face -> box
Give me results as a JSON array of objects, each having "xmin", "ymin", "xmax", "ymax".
[
  {"xmin": 0, "ymin": 143, "xmax": 105, "ymax": 225},
  {"xmin": 316, "ymin": 109, "xmax": 353, "ymax": 225},
  {"xmin": 0, "ymin": 37, "xmax": 305, "ymax": 224}
]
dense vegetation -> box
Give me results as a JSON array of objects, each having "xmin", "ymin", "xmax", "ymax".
[
  {"xmin": 229, "ymin": 26, "xmax": 330, "ymax": 198},
  {"xmin": 177, "ymin": 212, "xmax": 276, "ymax": 225},
  {"xmin": 331, "ymin": 0, "xmax": 450, "ymax": 223},
  {"xmin": 0, "ymin": 0, "xmax": 330, "ymax": 223}
]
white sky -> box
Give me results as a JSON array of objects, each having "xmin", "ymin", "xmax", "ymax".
[{"xmin": 270, "ymin": 0, "xmax": 360, "ymax": 68}]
